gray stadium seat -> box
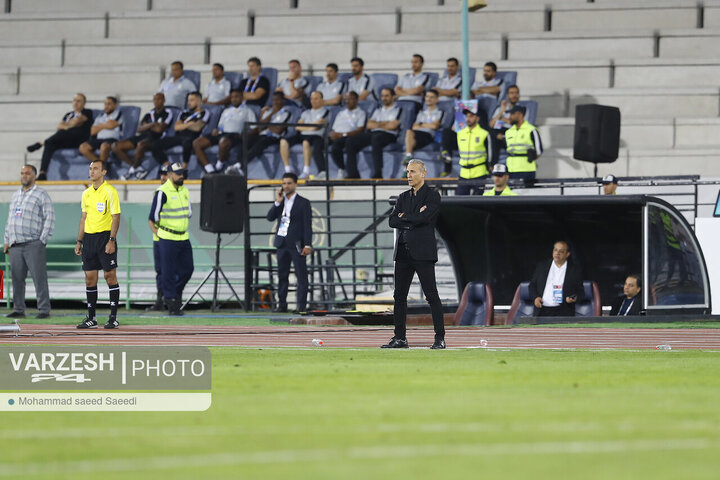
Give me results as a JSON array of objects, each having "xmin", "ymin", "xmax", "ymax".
[
  {"xmin": 224, "ymin": 72, "xmax": 244, "ymax": 90},
  {"xmin": 370, "ymin": 73, "xmax": 398, "ymax": 101}
]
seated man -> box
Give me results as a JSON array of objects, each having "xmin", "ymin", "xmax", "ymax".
[
  {"xmin": 79, "ymin": 96, "xmax": 123, "ymax": 164},
  {"xmin": 529, "ymin": 241, "xmax": 584, "ymax": 317},
  {"xmin": 347, "ymin": 57, "xmax": 374, "ymax": 101},
  {"xmin": 203, "ymin": 62, "xmax": 231, "ymax": 106},
  {"xmin": 609, "ymin": 274, "xmax": 642, "ymax": 316},
  {"xmin": 483, "ymin": 163, "xmax": 517, "ymax": 196},
  {"xmin": 276, "ymin": 59, "xmax": 309, "ymax": 108},
  {"xmin": 240, "ymin": 56, "xmax": 271, "ymax": 107},
  {"xmin": 27, "ymin": 93, "xmax": 93, "ymax": 181},
  {"xmin": 504, "ymin": 105, "xmax": 543, "ymax": 182},
  {"xmin": 435, "ymin": 57, "xmax": 462, "ymax": 103},
  {"xmin": 226, "ymin": 91, "xmax": 292, "ymax": 176},
  {"xmin": 394, "ymin": 54, "xmax": 430, "ymax": 117},
  {"xmin": 279, "ymin": 91, "xmax": 328, "ymax": 180},
  {"xmin": 114, "ymin": 93, "xmax": 172, "ymax": 180},
  {"xmin": 150, "ymin": 91, "xmax": 209, "ymax": 170},
  {"xmin": 345, "ymin": 87, "xmax": 401, "ymax": 179},
  {"xmin": 403, "ymin": 89, "xmax": 444, "ymax": 167},
  {"xmin": 328, "ymin": 91, "xmax": 366, "ymax": 178},
  {"xmin": 316, "ymin": 63, "xmax": 345, "ymax": 107},
  {"xmin": 193, "ymin": 89, "xmax": 257, "ymax": 175},
  {"xmin": 471, "ymin": 61, "xmax": 502, "ymax": 100},
  {"xmin": 489, "ymin": 84, "xmax": 520, "ymax": 140},
  {"xmin": 158, "ymin": 60, "xmax": 197, "ymax": 109}
]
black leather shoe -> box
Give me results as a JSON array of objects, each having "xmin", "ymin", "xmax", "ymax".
[
  {"xmin": 381, "ymin": 338, "xmax": 409, "ymax": 349},
  {"xmin": 273, "ymin": 306, "xmax": 288, "ymax": 313},
  {"xmin": 35, "ymin": 313, "xmax": 50, "ymax": 319},
  {"xmin": 430, "ymin": 339, "xmax": 446, "ymax": 350},
  {"xmin": 6, "ymin": 312, "xmax": 25, "ymax": 318}
]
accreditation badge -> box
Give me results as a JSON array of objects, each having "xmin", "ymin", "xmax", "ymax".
[
  {"xmin": 552, "ymin": 284, "xmax": 563, "ymax": 304},
  {"xmin": 278, "ymin": 215, "xmax": 290, "ymax": 237}
]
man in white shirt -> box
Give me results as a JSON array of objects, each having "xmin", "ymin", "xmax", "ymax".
[
  {"xmin": 328, "ymin": 91, "xmax": 366, "ymax": 178},
  {"xmin": 316, "ymin": 63, "xmax": 345, "ymax": 107},
  {"xmin": 403, "ymin": 89, "xmax": 444, "ymax": 166},
  {"xmin": 203, "ymin": 63, "xmax": 232, "ymax": 106},
  {"xmin": 471, "ymin": 61, "xmax": 502, "ymax": 100},
  {"xmin": 276, "ymin": 59, "xmax": 309, "ymax": 108},
  {"xmin": 347, "ymin": 57, "xmax": 374, "ymax": 101},
  {"xmin": 158, "ymin": 61, "xmax": 197, "ymax": 109},
  {"xmin": 529, "ymin": 241, "xmax": 584, "ymax": 317},
  {"xmin": 279, "ymin": 91, "xmax": 329, "ymax": 179},
  {"xmin": 395, "ymin": 54, "xmax": 430, "ymax": 116},
  {"xmin": 435, "ymin": 57, "xmax": 462, "ymax": 102}
]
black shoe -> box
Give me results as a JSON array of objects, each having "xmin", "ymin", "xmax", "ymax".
[
  {"xmin": 104, "ymin": 316, "xmax": 119, "ymax": 329},
  {"xmin": 35, "ymin": 312, "xmax": 50, "ymax": 319},
  {"xmin": 146, "ymin": 294, "xmax": 164, "ymax": 311},
  {"xmin": 77, "ymin": 316, "xmax": 98, "ymax": 329},
  {"xmin": 37, "ymin": 172, "xmax": 47, "ymax": 181},
  {"xmin": 168, "ymin": 298, "xmax": 184, "ymax": 316},
  {"xmin": 381, "ymin": 338, "xmax": 409, "ymax": 349},
  {"xmin": 430, "ymin": 339, "xmax": 446, "ymax": 350},
  {"xmin": 27, "ymin": 142, "xmax": 42, "ymax": 152},
  {"xmin": 6, "ymin": 312, "xmax": 25, "ymax": 319},
  {"xmin": 273, "ymin": 306, "xmax": 288, "ymax": 313}
]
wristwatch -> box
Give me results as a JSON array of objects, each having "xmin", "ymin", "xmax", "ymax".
[
  {"xmin": 109, "ymin": 237, "xmax": 116, "ymax": 243},
  {"xmin": 343, "ymin": 133, "xmax": 347, "ymax": 137}
]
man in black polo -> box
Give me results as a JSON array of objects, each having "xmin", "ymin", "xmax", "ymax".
[{"xmin": 383, "ymin": 159, "xmax": 446, "ymax": 349}]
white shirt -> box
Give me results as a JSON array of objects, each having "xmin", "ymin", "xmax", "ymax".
[
  {"xmin": 541, "ymin": 261, "xmax": 567, "ymax": 307},
  {"xmin": 204, "ymin": 77, "xmax": 232, "ymax": 103},
  {"xmin": 274, "ymin": 192, "xmax": 296, "ymax": 237}
]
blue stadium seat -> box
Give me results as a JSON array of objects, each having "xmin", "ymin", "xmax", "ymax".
[
  {"xmin": 225, "ymin": 71, "xmax": 244, "ymax": 90},
  {"xmin": 575, "ymin": 281, "xmax": 602, "ymax": 317},
  {"xmin": 370, "ymin": 73, "xmax": 398, "ymax": 102},
  {"xmin": 338, "ymin": 72, "xmax": 353, "ymax": 83},
  {"xmin": 260, "ymin": 67, "xmax": 278, "ymax": 106},
  {"xmin": 518, "ymin": 100, "xmax": 538, "ymax": 125},
  {"xmin": 454, "ymin": 282, "xmax": 494, "ymax": 326},
  {"xmin": 506, "ymin": 281, "xmax": 535, "ymax": 324},
  {"xmin": 425, "ymin": 72, "xmax": 439, "ymax": 89},
  {"xmin": 496, "ymin": 71, "xmax": 517, "ymax": 101},
  {"xmin": 306, "ymin": 75, "xmax": 323, "ymax": 94},
  {"xmin": 183, "ymin": 69, "xmax": 201, "ymax": 91}
]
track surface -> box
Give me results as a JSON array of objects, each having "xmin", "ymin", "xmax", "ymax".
[{"xmin": 1, "ymin": 324, "xmax": 720, "ymax": 349}]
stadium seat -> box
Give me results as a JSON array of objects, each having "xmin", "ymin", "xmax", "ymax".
[
  {"xmin": 183, "ymin": 69, "xmax": 201, "ymax": 91},
  {"xmin": 454, "ymin": 282, "xmax": 494, "ymax": 326},
  {"xmin": 506, "ymin": 281, "xmax": 535, "ymax": 325},
  {"xmin": 260, "ymin": 67, "xmax": 279, "ymax": 106},
  {"xmin": 306, "ymin": 75, "xmax": 323, "ymax": 94},
  {"xmin": 495, "ymin": 71, "xmax": 517, "ymax": 101},
  {"xmin": 575, "ymin": 281, "xmax": 602, "ymax": 317},
  {"xmin": 425, "ymin": 72, "xmax": 439, "ymax": 89},
  {"xmin": 370, "ymin": 73, "xmax": 398, "ymax": 101},
  {"xmin": 518, "ymin": 100, "xmax": 538, "ymax": 125},
  {"xmin": 224, "ymin": 71, "xmax": 244, "ymax": 90},
  {"xmin": 474, "ymin": 97, "xmax": 497, "ymax": 128}
]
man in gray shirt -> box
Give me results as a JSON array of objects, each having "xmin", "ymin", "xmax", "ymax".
[
  {"xmin": 317, "ymin": 63, "xmax": 345, "ymax": 107},
  {"xmin": 3, "ymin": 165, "xmax": 55, "ymax": 319},
  {"xmin": 471, "ymin": 61, "xmax": 503, "ymax": 100},
  {"xmin": 347, "ymin": 57, "xmax": 374, "ymax": 101},
  {"xmin": 158, "ymin": 60, "xmax": 197, "ymax": 109},
  {"xmin": 404, "ymin": 89, "xmax": 444, "ymax": 167},
  {"xmin": 395, "ymin": 54, "xmax": 430, "ymax": 116},
  {"xmin": 345, "ymin": 87, "xmax": 401, "ymax": 178},
  {"xmin": 328, "ymin": 91, "xmax": 367, "ymax": 178},
  {"xmin": 280, "ymin": 91, "xmax": 329, "ymax": 179},
  {"xmin": 203, "ymin": 63, "xmax": 232, "ymax": 106},
  {"xmin": 435, "ymin": 57, "xmax": 462, "ymax": 102},
  {"xmin": 276, "ymin": 59, "xmax": 309, "ymax": 108},
  {"xmin": 78, "ymin": 96, "xmax": 123, "ymax": 164}
]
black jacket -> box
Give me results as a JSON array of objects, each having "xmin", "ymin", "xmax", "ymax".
[
  {"xmin": 528, "ymin": 260, "xmax": 584, "ymax": 315},
  {"xmin": 267, "ymin": 194, "xmax": 313, "ymax": 250},
  {"xmin": 389, "ymin": 184, "xmax": 440, "ymax": 262},
  {"xmin": 609, "ymin": 294, "xmax": 642, "ymax": 316}
]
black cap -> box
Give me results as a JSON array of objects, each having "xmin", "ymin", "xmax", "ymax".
[
  {"xmin": 169, "ymin": 162, "xmax": 186, "ymax": 174},
  {"xmin": 506, "ymin": 105, "xmax": 526, "ymax": 115},
  {"xmin": 601, "ymin": 174, "xmax": 618, "ymax": 184},
  {"xmin": 462, "ymin": 104, "xmax": 481, "ymax": 116}
]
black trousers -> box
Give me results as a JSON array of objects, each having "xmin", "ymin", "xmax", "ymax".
[
  {"xmin": 393, "ymin": 243, "xmax": 445, "ymax": 341},
  {"xmin": 151, "ymin": 134, "xmax": 197, "ymax": 165},
  {"xmin": 286, "ymin": 134, "xmax": 326, "ymax": 172},
  {"xmin": 245, "ymin": 135, "xmax": 280, "ymax": 163},
  {"xmin": 345, "ymin": 131, "xmax": 396, "ymax": 178},
  {"xmin": 455, "ymin": 176, "xmax": 488, "ymax": 195},
  {"xmin": 40, "ymin": 130, "xmax": 87, "ymax": 172},
  {"xmin": 329, "ymin": 137, "xmax": 348, "ymax": 172},
  {"xmin": 538, "ymin": 305, "xmax": 574, "ymax": 317},
  {"xmin": 276, "ymin": 243, "xmax": 308, "ymax": 312}
]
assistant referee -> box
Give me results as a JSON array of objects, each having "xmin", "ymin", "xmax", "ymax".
[{"xmin": 75, "ymin": 160, "xmax": 122, "ymax": 329}]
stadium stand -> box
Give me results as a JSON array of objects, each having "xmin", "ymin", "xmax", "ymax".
[{"xmin": 1, "ymin": 1, "xmax": 720, "ymax": 180}]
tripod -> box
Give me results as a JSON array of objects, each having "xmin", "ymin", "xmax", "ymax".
[{"xmin": 183, "ymin": 233, "xmax": 244, "ymax": 311}]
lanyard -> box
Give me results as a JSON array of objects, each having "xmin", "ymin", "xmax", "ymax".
[{"xmin": 245, "ymin": 76, "xmax": 259, "ymax": 93}]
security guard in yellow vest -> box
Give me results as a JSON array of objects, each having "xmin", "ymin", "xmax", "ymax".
[
  {"xmin": 149, "ymin": 162, "xmax": 193, "ymax": 315},
  {"xmin": 504, "ymin": 105, "xmax": 543, "ymax": 181},
  {"xmin": 456, "ymin": 103, "xmax": 493, "ymax": 195},
  {"xmin": 146, "ymin": 164, "xmax": 169, "ymax": 311},
  {"xmin": 483, "ymin": 163, "xmax": 518, "ymax": 196}
]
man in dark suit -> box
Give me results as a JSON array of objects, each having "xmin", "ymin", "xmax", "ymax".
[
  {"xmin": 609, "ymin": 274, "xmax": 642, "ymax": 316},
  {"xmin": 529, "ymin": 241, "xmax": 584, "ymax": 316},
  {"xmin": 266, "ymin": 172, "xmax": 313, "ymax": 313},
  {"xmin": 383, "ymin": 159, "xmax": 446, "ymax": 349}
]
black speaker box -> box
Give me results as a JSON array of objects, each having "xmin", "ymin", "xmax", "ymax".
[
  {"xmin": 200, "ymin": 174, "xmax": 247, "ymax": 233},
  {"xmin": 573, "ymin": 104, "xmax": 621, "ymax": 164}
]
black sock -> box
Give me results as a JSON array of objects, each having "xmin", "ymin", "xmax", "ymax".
[
  {"xmin": 109, "ymin": 284, "xmax": 120, "ymax": 317},
  {"xmin": 86, "ymin": 287, "xmax": 98, "ymax": 318}
]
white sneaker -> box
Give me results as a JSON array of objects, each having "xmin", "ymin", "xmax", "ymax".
[
  {"xmin": 225, "ymin": 163, "xmax": 245, "ymax": 176},
  {"xmin": 337, "ymin": 169, "xmax": 347, "ymax": 179},
  {"xmin": 313, "ymin": 171, "xmax": 327, "ymax": 180},
  {"xmin": 214, "ymin": 160, "xmax": 224, "ymax": 172},
  {"xmin": 299, "ymin": 171, "xmax": 310, "ymax": 180}
]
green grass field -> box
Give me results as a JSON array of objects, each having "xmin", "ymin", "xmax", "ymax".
[{"xmin": 2, "ymin": 345, "xmax": 720, "ymax": 479}]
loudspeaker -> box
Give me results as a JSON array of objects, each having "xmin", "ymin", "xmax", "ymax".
[
  {"xmin": 200, "ymin": 174, "xmax": 246, "ymax": 233},
  {"xmin": 573, "ymin": 104, "xmax": 621, "ymax": 164}
]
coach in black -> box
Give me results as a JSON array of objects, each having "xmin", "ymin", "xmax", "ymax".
[
  {"xmin": 383, "ymin": 159, "xmax": 445, "ymax": 349},
  {"xmin": 267, "ymin": 172, "xmax": 313, "ymax": 313}
]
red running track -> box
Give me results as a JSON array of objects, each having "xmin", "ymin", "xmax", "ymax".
[{"xmin": 1, "ymin": 324, "xmax": 720, "ymax": 349}]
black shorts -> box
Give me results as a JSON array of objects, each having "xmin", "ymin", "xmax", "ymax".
[
  {"xmin": 87, "ymin": 137, "xmax": 118, "ymax": 150},
  {"xmin": 124, "ymin": 134, "xmax": 151, "ymax": 147},
  {"xmin": 413, "ymin": 131, "xmax": 436, "ymax": 149},
  {"xmin": 82, "ymin": 231, "xmax": 118, "ymax": 272},
  {"xmin": 207, "ymin": 133, "xmax": 242, "ymax": 147}
]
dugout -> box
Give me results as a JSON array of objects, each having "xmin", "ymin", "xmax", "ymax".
[{"xmin": 436, "ymin": 195, "xmax": 711, "ymax": 315}]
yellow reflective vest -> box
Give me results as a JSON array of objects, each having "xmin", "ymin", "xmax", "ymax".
[
  {"xmin": 482, "ymin": 186, "xmax": 517, "ymax": 196},
  {"xmin": 456, "ymin": 124, "xmax": 491, "ymax": 179},
  {"xmin": 155, "ymin": 180, "xmax": 190, "ymax": 241},
  {"xmin": 505, "ymin": 121, "xmax": 541, "ymax": 173}
]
